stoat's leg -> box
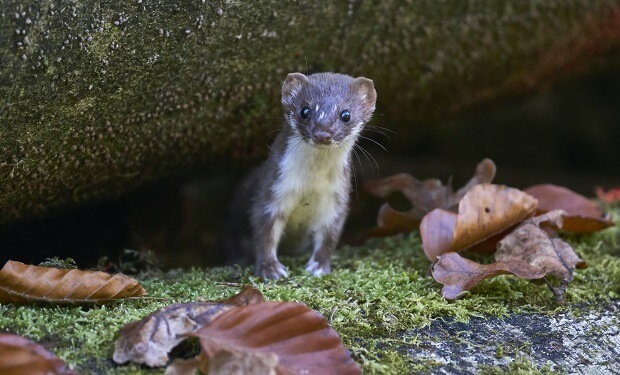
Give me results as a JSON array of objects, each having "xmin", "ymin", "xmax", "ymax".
[
  {"xmin": 305, "ymin": 213, "xmax": 346, "ymax": 277},
  {"xmin": 253, "ymin": 213, "xmax": 288, "ymax": 280}
]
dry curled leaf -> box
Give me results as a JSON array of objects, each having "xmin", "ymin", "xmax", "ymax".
[
  {"xmin": 496, "ymin": 210, "xmax": 588, "ymax": 302},
  {"xmin": 0, "ymin": 333, "xmax": 76, "ymax": 375},
  {"xmin": 418, "ymin": 209, "xmax": 457, "ymax": 260},
  {"xmin": 186, "ymin": 302, "xmax": 361, "ymax": 375},
  {"xmin": 432, "ymin": 252, "xmax": 546, "ymax": 300},
  {"xmin": 364, "ymin": 158, "xmax": 496, "ymax": 237},
  {"xmin": 365, "ymin": 204, "xmax": 426, "ymax": 237},
  {"xmin": 525, "ymin": 184, "xmax": 613, "ymax": 233},
  {"xmin": 113, "ymin": 287, "xmax": 265, "ymax": 367},
  {"xmin": 596, "ymin": 186, "xmax": 620, "ymax": 204},
  {"xmin": 420, "ymin": 184, "xmax": 538, "ymax": 261},
  {"xmin": 0, "ymin": 260, "xmax": 146, "ymax": 305}
]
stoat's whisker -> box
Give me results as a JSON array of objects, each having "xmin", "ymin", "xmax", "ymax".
[
  {"xmin": 354, "ymin": 143, "xmax": 379, "ymax": 175},
  {"xmin": 358, "ymin": 135, "xmax": 388, "ymax": 152},
  {"xmin": 351, "ymin": 149, "xmax": 360, "ymax": 201},
  {"xmin": 366, "ymin": 124, "xmax": 395, "ymax": 134},
  {"xmin": 352, "ymin": 147, "xmax": 365, "ymax": 175},
  {"xmin": 363, "ymin": 127, "xmax": 391, "ymax": 140}
]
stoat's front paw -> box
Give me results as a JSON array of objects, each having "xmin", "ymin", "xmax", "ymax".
[
  {"xmin": 305, "ymin": 259, "xmax": 331, "ymax": 277},
  {"xmin": 255, "ymin": 260, "xmax": 289, "ymax": 280}
]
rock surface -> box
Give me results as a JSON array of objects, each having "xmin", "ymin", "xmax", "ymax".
[{"xmin": 404, "ymin": 300, "xmax": 620, "ymax": 374}]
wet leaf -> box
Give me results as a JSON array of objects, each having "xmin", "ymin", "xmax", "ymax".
[
  {"xmin": 364, "ymin": 158, "xmax": 496, "ymax": 236},
  {"xmin": 496, "ymin": 210, "xmax": 588, "ymax": 302},
  {"xmin": 0, "ymin": 260, "xmax": 146, "ymax": 305},
  {"xmin": 596, "ymin": 186, "xmax": 620, "ymax": 204},
  {"xmin": 432, "ymin": 252, "xmax": 546, "ymax": 300},
  {"xmin": 525, "ymin": 184, "xmax": 613, "ymax": 233},
  {"xmin": 420, "ymin": 184, "xmax": 538, "ymax": 261},
  {"xmin": 0, "ymin": 333, "xmax": 76, "ymax": 375},
  {"xmin": 186, "ymin": 302, "xmax": 361, "ymax": 375},
  {"xmin": 113, "ymin": 287, "xmax": 265, "ymax": 367}
]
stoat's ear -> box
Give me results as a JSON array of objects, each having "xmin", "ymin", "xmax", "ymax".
[
  {"xmin": 281, "ymin": 73, "xmax": 308, "ymax": 105},
  {"xmin": 351, "ymin": 77, "xmax": 377, "ymax": 111}
]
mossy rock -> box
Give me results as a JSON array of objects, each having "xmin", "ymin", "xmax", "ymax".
[{"xmin": 1, "ymin": 0, "xmax": 619, "ymax": 223}]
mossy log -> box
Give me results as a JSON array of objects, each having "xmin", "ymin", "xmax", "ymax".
[{"xmin": 1, "ymin": 0, "xmax": 619, "ymax": 223}]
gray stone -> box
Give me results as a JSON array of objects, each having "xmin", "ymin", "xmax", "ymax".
[{"xmin": 403, "ymin": 301, "xmax": 620, "ymax": 374}]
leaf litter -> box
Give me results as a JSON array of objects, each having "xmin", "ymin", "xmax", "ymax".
[
  {"xmin": 176, "ymin": 302, "xmax": 362, "ymax": 375},
  {"xmin": 364, "ymin": 158, "xmax": 496, "ymax": 236},
  {"xmin": 369, "ymin": 159, "xmax": 613, "ymax": 302},
  {"xmin": 113, "ymin": 287, "xmax": 360, "ymax": 375},
  {"xmin": 113, "ymin": 286, "xmax": 265, "ymax": 367},
  {"xmin": 419, "ymin": 183, "xmax": 538, "ymax": 261},
  {"xmin": 525, "ymin": 184, "xmax": 614, "ymax": 233},
  {"xmin": 432, "ymin": 252, "xmax": 546, "ymax": 300},
  {"xmin": 496, "ymin": 210, "xmax": 588, "ymax": 302}
]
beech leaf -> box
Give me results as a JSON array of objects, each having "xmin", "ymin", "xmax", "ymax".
[
  {"xmin": 366, "ymin": 203, "xmax": 426, "ymax": 237},
  {"xmin": 364, "ymin": 158, "xmax": 496, "ymax": 236},
  {"xmin": 496, "ymin": 210, "xmax": 588, "ymax": 302},
  {"xmin": 0, "ymin": 333, "xmax": 76, "ymax": 375},
  {"xmin": 186, "ymin": 302, "xmax": 362, "ymax": 375},
  {"xmin": 113, "ymin": 286, "xmax": 265, "ymax": 367},
  {"xmin": 432, "ymin": 252, "xmax": 546, "ymax": 300},
  {"xmin": 420, "ymin": 184, "xmax": 538, "ymax": 261},
  {"xmin": 0, "ymin": 260, "xmax": 146, "ymax": 305},
  {"xmin": 596, "ymin": 186, "xmax": 620, "ymax": 204},
  {"xmin": 525, "ymin": 184, "xmax": 613, "ymax": 233},
  {"xmin": 418, "ymin": 209, "xmax": 457, "ymax": 259}
]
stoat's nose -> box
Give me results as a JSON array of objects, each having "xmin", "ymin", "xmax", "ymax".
[{"xmin": 313, "ymin": 131, "xmax": 332, "ymax": 145}]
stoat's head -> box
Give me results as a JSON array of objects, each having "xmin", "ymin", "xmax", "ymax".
[{"xmin": 281, "ymin": 72, "xmax": 376, "ymax": 147}]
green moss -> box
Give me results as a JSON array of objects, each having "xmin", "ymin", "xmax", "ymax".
[
  {"xmin": 1, "ymin": 212, "xmax": 619, "ymax": 374},
  {"xmin": 38, "ymin": 257, "xmax": 78, "ymax": 269},
  {"xmin": 479, "ymin": 356, "xmax": 554, "ymax": 375}
]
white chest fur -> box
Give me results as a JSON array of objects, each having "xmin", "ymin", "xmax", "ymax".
[{"xmin": 270, "ymin": 138, "xmax": 351, "ymax": 233}]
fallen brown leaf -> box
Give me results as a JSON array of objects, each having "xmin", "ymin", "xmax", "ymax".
[
  {"xmin": 364, "ymin": 158, "xmax": 496, "ymax": 237},
  {"xmin": 432, "ymin": 252, "xmax": 546, "ymax": 300},
  {"xmin": 0, "ymin": 260, "xmax": 146, "ymax": 305},
  {"xmin": 0, "ymin": 333, "xmax": 76, "ymax": 375},
  {"xmin": 113, "ymin": 286, "xmax": 265, "ymax": 367},
  {"xmin": 418, "ymin": 209, "xmax": 457, "ymax": 260},
  {"xmin": 366, "ymin": 204, "xmax": 426, "ymax": 237},
  {"xmin": 186, "ymin": 302, "xmax": 361, "ymax": 375},
  {"xmin": 496, "ymin": 210, "xmax": 588, "ymax": 302},
  {"xmin": 525, "ymin": 184, "xmax": 613, "ymax": 233},
  {"xmin": 596, "ymin": 186, "xmax": 620, "ymax": 204},
  {"xmin": 420, "ymin": 184, "xmax": 538, "ymax": 261}
]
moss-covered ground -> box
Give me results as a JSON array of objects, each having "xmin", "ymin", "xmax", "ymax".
[{"xmin": 1, "ymin": 208, "xmax": 618, "ymax": 374}]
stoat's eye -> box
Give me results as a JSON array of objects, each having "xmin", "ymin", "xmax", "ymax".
[
  {"xmin": 339, "ymin": 109, "xmax": 351, "ymax": 123},
  {"xmin": 300, "ymin": 106, "xmax": 311, "ymax": 119}
]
